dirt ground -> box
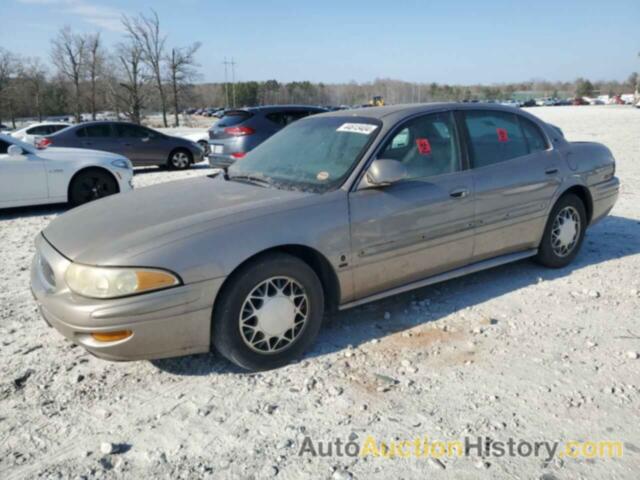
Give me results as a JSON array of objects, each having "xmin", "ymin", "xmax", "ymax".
[{"xmin": 1, "ymin": 106, "xmax": 639, "ymax": 479}]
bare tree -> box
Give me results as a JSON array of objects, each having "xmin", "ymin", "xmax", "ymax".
[
  {"xmin": 51, "ymin": 26, "xmax": 86, "ymax": 122},
  {"xmin": 166, "ymin": 42, "xmax": 201, "ymax": 126},
  {"xmin": 22, "ymin": 58, "xmax": 48, "ymax": 121},
  {"xmin": 85, "ymin": 33, "xmax": 103, "ymax": 120},
  {"xmin": 122, "ymin": 10, "xmax": 169, "ymax": 127},
  {"xmin": 115, "ymin": 41, "xmax": 147, "ymax": 124},
  {"xmin": 0, "ymin": 48, "xmax": 18, "ymax": 126}
]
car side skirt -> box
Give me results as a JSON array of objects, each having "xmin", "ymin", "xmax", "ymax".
[{"xmin": 338, "ymin": 249, "xmax": 538, "ymax": 310}]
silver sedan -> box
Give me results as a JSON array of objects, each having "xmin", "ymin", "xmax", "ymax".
[{"xmin": 30, "ymin": 103, "xmax": 619, "ymax": 370}]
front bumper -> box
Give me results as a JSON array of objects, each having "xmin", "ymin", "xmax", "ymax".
[
  {"xmin": 208, "ymin": 155, "xmax": 236, "ymax": 169},
  {"xmin": 113, "ymin": 168, "xmax": 134, "ymax": 193},
  {"xmin": 30, "ymin": 234, "xmax": 224, "ymax": 361}
]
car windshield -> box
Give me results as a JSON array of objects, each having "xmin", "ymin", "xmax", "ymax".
[{"xmin": 227, "ymin": 116, "xmax": 380, "ymax": 192}]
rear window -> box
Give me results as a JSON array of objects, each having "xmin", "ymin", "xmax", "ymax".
[{"xmin": 217, "ymin": 111, "xmax": 253, "ymax": 127}]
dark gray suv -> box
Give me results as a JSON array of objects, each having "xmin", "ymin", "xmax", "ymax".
[
  {"xmin": 208, "ymin": 105, "xmax": 326, "ymax": 168},
  {"xmin": 40, "ymin": 121, "xmax": 205, "ymax": 169}
]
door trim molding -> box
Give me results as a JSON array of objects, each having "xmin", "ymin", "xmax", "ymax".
[{"xmin": 339, "ymin": 248, "xmax": 537, "ymax": 310}]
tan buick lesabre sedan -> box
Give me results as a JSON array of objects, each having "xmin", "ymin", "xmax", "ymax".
[{"xmin": 31, "ymin": 103, "xmax": 619, "ymax": 371}]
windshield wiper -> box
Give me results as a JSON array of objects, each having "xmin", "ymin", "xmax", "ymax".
[{"xmin": 228, "ymin": 173, "xmax": 272, "ymax": 188}]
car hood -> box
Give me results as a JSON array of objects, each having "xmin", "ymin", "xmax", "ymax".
[
  {"xmin": 38, "ymin": 147, "xmax": 126, "ymax": 162},
  {"xmin": 43, "ymin": 174, "xmax": 312, "ymax": 265}
]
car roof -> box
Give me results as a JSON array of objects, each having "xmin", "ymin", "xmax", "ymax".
[
  {"xmin": 315, "ymin": 102, "xmax": 542, "ymax": 124},
  {"xmin": 230, "ymin": 105, "xmax": 327, "ymax": 114},
  {"xmin": 67, "ymin": 121, "xmax": 145, "ymax": 128}
]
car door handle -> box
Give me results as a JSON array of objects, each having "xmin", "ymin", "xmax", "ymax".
[
  {"xmin": 545, "ymin": 168, "xmax": 559, "ymax": 175},
  {"xmin": 449, "ymin": 188, "xmax": 469, "ymax": 199}
]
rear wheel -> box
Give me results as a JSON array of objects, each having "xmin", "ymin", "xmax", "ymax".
[
  {"xmin": 212, "ymin": 253, "xmax": 324, "ymax": 371},
  {"xmin": 535, "ymin": 193, "xmax": 587, "ymax": 268},
  {"xmin": 69, "ymin": 169, "xmax": 118, "ymax": 206},
  {"xmin": 168, "ymin": 149, "xmax": 192, "ymax": 170}
]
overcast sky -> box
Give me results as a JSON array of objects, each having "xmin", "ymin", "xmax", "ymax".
[{"xmin": 2, "ymin": 0, "xmax": 639, "ymax": 84}]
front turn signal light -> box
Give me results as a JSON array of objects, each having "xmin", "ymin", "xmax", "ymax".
[{"xmin": 91, "ymin": 330, "xmax": 133, "ymax": 342}]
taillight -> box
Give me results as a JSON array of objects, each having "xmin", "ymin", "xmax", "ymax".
[
  {"xmin": 36, "ymin": 138, "xmax": 52, "ymax": 149},
  {"xmin": 231, "ymin": 152, "xmax": 246, "ymax": 159},
  {"xmin": 224, "ymin": 126, "xmax": 254, "ymax": 136}
]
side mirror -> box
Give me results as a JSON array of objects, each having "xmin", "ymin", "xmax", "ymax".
[
  {"xmin": 7, "ymin": 145, "xmax": 24, "ymax": 157},
  {"xmin": 365, "ymin": 159, "xmax": 407, "ymax": 187}
]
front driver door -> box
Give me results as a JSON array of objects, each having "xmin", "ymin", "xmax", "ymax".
[
  {"xmin": 349, "ymin": 111, "xmax": 475, "ymax": 299},
  {"xmin": 0, "ymin": 139, "xmax": 48, "ymax": 207}
]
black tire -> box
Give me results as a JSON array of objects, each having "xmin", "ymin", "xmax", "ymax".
[
  {"xmin": 212, "ymin": 253, "xmax": 325, "ymax": 371},
  {"xmin": 535, "ymin": 193, "xmax": 587, "ymax": 268},
  {"xmin": 168, "ymin": 148, "xmax": 192, "ymax": 170},
  {"xmin": 69, "ymin": 168, "xmax": 119, "ymax": 207}
]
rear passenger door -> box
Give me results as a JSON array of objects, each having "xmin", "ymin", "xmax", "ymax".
[{"xmin": 461, "ymin": 109, "xmax": 562, "ymax": 261}]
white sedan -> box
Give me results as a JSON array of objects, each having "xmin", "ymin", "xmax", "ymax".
[
  {"xmin": 0, "ymin": 133, "xmax": 133, "ymax": 209},
  {"xmin": 10, "ymin": 122, "xmax": 70, "ymax": 145}
]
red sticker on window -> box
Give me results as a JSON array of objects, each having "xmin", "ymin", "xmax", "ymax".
[
  {"xmin": 416, "ymin": 138, "xmax": 432, "ymax": 155},
  {"xmin": 496, "ymin": 128, "xmax": 509, "ymax": 142}
]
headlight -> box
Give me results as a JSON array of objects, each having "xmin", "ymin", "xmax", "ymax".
[
  {"xmin": 65, "ymin": 264, "xmax": 180, "ymax": 299},
  {"xmin": 111, "ymin": 159, "xmax": 131, "ymax": 169}
]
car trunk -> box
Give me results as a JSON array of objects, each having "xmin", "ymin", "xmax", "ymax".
[{"xmin": 209, "ymin": 110, "xmax": 254, "ymax": 140}]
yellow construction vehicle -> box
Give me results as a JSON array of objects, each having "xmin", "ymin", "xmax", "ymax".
[{"xmin": 370, "ymin": 96, "xmax": 385, "ymax": 107}]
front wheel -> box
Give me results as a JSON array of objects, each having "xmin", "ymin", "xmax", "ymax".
[
  {"xmin": 535, "ymin": 193, "xmax": 587, "ymax": 268},
  {"xmin": 69, "ymin": 169, "xmax": 118, "ymax": 206},
  {"xmin": 168, "ymin": 149, "xmax": 192, "ymax": 170},
  {"xmin": 212, "ymin": 253, "xmax": 325, "ymax": 371}
]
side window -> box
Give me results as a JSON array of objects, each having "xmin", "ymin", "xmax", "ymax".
[
  {"xmin": 283, "ymin": 111, "xmax": 308, "ymax": 125},
  {"xmin": 378, "ymin": 111, "xmax": 460, "ymax": 180},
  {"xmin": 464, "ymin": 111, "xmax": 528, "ymax": 168},
  {"xmin": 0, "ymin": 139, "xmax": 9, "ymax": 154},
  {"xmin": 27, "ymin": 126, "xmax": 47, "ymax": 135},
  {"xmin": 266, "ymin": 112, "xmax": 286, "ymax": 127},
  {"xmin": 84, "ymin": 124, "xmax": 113, "ymax": 137},
  {"xmin": 76, "ymin": 127, "xmax": 87, "ymax": 137},
  {"xmin": 49, "ymin": 125, "xmax": 67, "ymax": 134},
  {"xmin": 520, "ymin": 117, "xmax": 548, "ymax": 153},
  {"xmin": 115, "ymin": 124, "xmax": 148, "ymax": 138}
]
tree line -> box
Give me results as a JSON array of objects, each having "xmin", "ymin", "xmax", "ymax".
[
  {"xmin": 0, "ymin": 9, "xmax": 200, "ymax": 128},
  {"xmin": 192, "ymin": 75, "xmax": 639, "ymax": 110},
  {"xmin": 1, "ymin": 13, "xmax": 638, "ymax": 127}
]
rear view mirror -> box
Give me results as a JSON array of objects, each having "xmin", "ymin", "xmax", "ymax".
[
  {"xmin": 365, "ymin": 159, "xmax": 407, "ymax": 187},
  {"xmin": 7, "ymin": 145, "xmax": 24, "ymax": 157}
]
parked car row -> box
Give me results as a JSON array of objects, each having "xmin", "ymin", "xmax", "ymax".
[{"xmin": 28, "ymin": 103, "xmax": 620, "ymax": 370}]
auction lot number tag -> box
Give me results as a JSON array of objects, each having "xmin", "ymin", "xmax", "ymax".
[
  {"xmin": 337, "ymin": 123, "xmax": 378, "ymax": 135},
  {"xmin": 416, "ymin": 138, "xmax": 432, "ymax": 155}
]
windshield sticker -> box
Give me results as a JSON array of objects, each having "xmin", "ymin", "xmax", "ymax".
[
  {"xmin": 496, "ymin": 128, "xmax": 509, "ymax": 143},
  {"xmin": 416, "ymin": 138, "xmax": 432, "ymax": 155},
  {"xmin": 316, "ymin": 171, "xmax": 330, "ymax": 181},
  {"xmin": 337, "ymin": 123, "xmax": 378, "ymax": 135}
]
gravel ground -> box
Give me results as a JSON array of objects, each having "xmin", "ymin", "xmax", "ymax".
[{"xmin": 1, "ymin": 106, "xmax": 639, "ymax": 479}]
